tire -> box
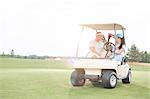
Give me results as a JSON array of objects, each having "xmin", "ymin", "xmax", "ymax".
[
  {"xmin": 70, "ymin": 70, "xmax": 85, "ymax": 86},
  {"xmin": 122, "ymin": 70, "xmax": 131, "ymax": 84},
  {"xmin": 102, "ymin": 70, "xmax": 117, "ymax": 88}
]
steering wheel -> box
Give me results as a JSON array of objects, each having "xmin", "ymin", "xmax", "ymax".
[{"xmin": 103, "ymin": 42, "xmax": 115, "ymax": 58}]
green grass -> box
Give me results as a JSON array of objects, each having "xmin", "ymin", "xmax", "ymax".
[
  {"xmin": 0, "ymin": 58, "xmax": 150, "ymax": 99},
  {"xmin": 131, "ymin": 65, "xmax": 150, "ymax": 71},
  {"xmin": 129, "ymin": 63, "xmax": 150, "ymax": 71},
  {"xmin": 0, "ymin": 58, "xmax": 72, "ymax": 69}
]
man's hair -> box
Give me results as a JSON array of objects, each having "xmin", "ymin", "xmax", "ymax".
[
  {"xmin": 96, "ymin": 32, "xmax": 102, "ymax": 35},
  {"xmin": 96, "ymin": 32, "xmax": 105, "ymax": 41}
]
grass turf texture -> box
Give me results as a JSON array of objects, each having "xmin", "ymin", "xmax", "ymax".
[
  {"xmin": 0, "ymin": 58, "xmax": 150, "ymax": 99},
  {"xmin": 0, "ymin": 58, "xmax": 71, "ymax": 69}
]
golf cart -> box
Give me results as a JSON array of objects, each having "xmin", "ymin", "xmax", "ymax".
[{"xmin": 70, "ymin": 23, "xmax": 131, "ymax": 88}]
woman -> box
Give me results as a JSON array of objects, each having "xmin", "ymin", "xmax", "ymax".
[{"xmin": 114, "ymin": 33, "xmax": 126, "ymax": 63}]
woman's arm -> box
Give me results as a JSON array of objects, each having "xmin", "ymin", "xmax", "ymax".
[{"xmin": 115, "ymin": 46, "xmax": 125, "ymax": 55}]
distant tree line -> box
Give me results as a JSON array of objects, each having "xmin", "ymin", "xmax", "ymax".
[
  {"xmin": 0, "ymin": 49, "xmax": 49, "ymax": 59},
  {"xmin": 127, "ymin": 44, "xmax": 150, "ymax": 63},
  {"xmin": 0, "ymin": 45, "xmax": 150, "ymax": 63},
  {"xmin": 0, "ymin": 54, "xmax": 50, "ymax": 59}
]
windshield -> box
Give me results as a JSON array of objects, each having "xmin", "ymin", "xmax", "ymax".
[{"xmin": 77, "ymin": 27, "xmax": 124, "ymax": 58}]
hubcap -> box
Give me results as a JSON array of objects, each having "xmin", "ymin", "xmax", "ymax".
[
  {"xmin": 79, "ymin": 79, "xmax": 85, "ymax": 84},
  {"xmin": 78, "ymin": 74, "xmax": 85, "ymax": 84},
  {"xmin": 110, "ymin": 75, "xmax": 117, "ymax": 87}
]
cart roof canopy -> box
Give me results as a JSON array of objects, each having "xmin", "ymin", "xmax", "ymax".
[{"xmin": 80, "ymin": 23, "xmax": 125, "ymax": 30}]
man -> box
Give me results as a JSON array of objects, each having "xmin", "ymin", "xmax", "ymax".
[{"xmin": 87, "ymin": 32, "xmax": 106, "ymax": 58}]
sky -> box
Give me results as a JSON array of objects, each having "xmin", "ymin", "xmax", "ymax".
[{"xmin": 0, "ymin": 0, "xmax": 150, "ymax": 56}]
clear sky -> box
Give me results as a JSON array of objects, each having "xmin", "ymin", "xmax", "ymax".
[{"xmin": 0, "ymin": 0, "xmax": 150, "ymax": 56}]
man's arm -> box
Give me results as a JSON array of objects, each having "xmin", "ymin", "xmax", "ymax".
[{"xmin": 90, "ymin": 47, "xmax": 101, "ymax": 56}]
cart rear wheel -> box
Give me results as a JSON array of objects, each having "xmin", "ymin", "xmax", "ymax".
[{"xmin": 70, "ymin": 70, "xmax": 85, "ymax": 86}]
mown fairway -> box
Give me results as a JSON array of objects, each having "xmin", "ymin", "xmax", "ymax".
[{"xmin": 0, "ymin": 58, "xmax": 150, "ymax": 99}]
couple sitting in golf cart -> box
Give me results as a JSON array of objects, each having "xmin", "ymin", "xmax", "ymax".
[{"xmin": 88, "ymin": 32, "xmax": 125, "ymax": 62}]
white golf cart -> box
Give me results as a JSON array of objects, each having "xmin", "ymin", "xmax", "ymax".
[{"xmin": 70, "ymin": 23, "xmax": 131, "ymax": 88}]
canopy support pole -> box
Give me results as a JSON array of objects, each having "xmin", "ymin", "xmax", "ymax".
[
  {"xmin": 76, "ymin": 26, "xmax": 84, "ymax": 57},
  {"xmin": 122, "ymin": 27, "xmax": 126, "ymax": 45}
]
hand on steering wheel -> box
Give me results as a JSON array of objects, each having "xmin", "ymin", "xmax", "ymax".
[{"xmin": 103, "ymin": 42, "xmax": 115, "ymax": 58}]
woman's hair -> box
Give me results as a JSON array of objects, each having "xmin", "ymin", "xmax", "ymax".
[{"xmin": 118, "ymin": 37, "xmax": 125, "ymax": 49}]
